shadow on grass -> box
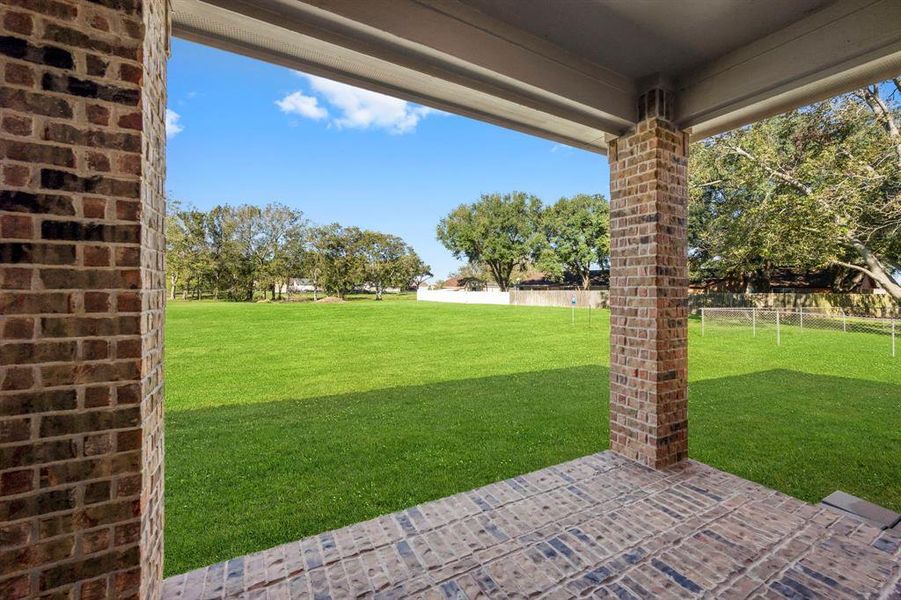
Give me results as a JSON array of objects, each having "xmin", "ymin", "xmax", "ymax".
[
  {"xmin": 690, "ymin": 368, "xmax": 900, "ymax": 514},
  {"xmin": 164, "ymin": 366, "xmax": 900, "ymax": 575}
]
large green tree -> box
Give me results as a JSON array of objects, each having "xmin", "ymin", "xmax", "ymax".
[
  {"xmin": 258, "ymin": 203, "xmax": 308, "ymax": 300},
  {"xmin": 205, "ymin": 206, "xmax": 246, "ymax": 300},
  {"xmin": 436, "ymin": 192, "xmax": 543, "ymax": 291},
  {"xmin": 401, "ymin": 252, "xmax": 432, "ymax": 289},
  {"xmin": 538, "ymin": 193, "xmax": 610, "ymax": 289},
  {"xmin": 162, "ymin": 203, "xmax": 433, "ymax": 302},
  {"xmin": 165, "ymin": 201, "xmax": 211, "ymax": 300},
  {"xmin": 361, "ymin": 232, "xmax": 415, "ymax": 300},
  {"xmin": 309, "ymin": 224, "xmax": 367, "ymax": 298},
  {"xmin": 690, "ymin": 79, "xmax": 901, "ymax": 300}
]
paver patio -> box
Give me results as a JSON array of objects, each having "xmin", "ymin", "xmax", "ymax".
[{"xmin": 161, "ymin": 452, "xmax": 900, "ymax": 599}]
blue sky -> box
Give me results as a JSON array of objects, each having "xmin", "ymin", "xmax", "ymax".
[{"xmin": 166, "ymin": 39, "xmax": 610, "ymax": 279}]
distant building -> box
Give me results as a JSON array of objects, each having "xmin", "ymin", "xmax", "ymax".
[
  {"xmin": 690, "ymin": 266, "xmax": 883, "ymax": 294},
  {"xmin": 441, "ymin": 276, "xmax": 499, "ymax": 292},
  {"xmin": 517, "ymin": 269, "xmax": 610, "ymax": 290},
  {"xmin": 286, "ymin": 278, "xmax": 317, "ymax": 292}
]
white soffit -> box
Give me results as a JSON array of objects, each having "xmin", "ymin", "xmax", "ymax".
[
  {"xmin": 171, "ymin": 0, "xmax": 626, "ymax": 153},
  {"xmin": 171, "ymin": 0, "xmax": 901, "ymax": 151}
]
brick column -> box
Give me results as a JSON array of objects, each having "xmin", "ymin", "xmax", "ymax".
[
  {"xmin": 1, "ymin": 1, "xmax": 167, "ymax": 598},
  {"xmin": 608, "ymin": 94, "xmax": 689, "ymax": 469}
]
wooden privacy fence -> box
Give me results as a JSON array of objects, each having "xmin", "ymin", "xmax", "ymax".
[{"xmin": 509, "ymin": 290, "xmax": 610, "ymax": 308}]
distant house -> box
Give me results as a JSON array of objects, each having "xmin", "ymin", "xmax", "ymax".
[
  {"xmin": 286, "ymin": 279, "xmax": 405, "ymax": 294},
  {"xmin": 690, "ymin": 266, "xmax": 883, "ymax": 294},
  {"xmin": 441, "ymin": 276, "xmax": 499, "ymax": 292},
  {"xmin": 287, "ymin": 278, "xmax": 317, "ymax": 292},
  {"xmin": 517, "ymin": 269, "xmax": 610, "ymax": 290}
]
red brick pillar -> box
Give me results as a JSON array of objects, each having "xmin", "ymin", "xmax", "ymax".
[
  {"xmin": 608, "ymin": 91, "xmax": 689, "ymax": 469},
  {"xmin": 1, "ymin": 0, "xmax": 167, "ymax": 598}
]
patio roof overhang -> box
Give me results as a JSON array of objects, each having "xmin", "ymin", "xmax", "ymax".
[{"xmin": 170, "ymin": 0, "xmax": 901, "ymax": 154}]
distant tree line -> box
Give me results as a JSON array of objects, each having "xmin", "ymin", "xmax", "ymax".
[
  {"xmin": 437, "ymin": 192, "xmax": 610, "ymax": 291},
  {"xmin": 165, "ymin": 202, "xmax": 431, "ymax": 301}
]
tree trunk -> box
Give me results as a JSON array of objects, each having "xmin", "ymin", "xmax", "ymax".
[
  {"xmin": 486, "ymin": 261, "xmax": 511, "ymax": 292},
  {"xmin": 169, "ymin": 274, "xmax": 177, "ymax": 300},
  {"xmin": 581, "ymin": 272, "xmax": 591, "ymax": 290},
  {"xmin": 838, "ymin": 240, "xmax": 901, "ymax": 301}
]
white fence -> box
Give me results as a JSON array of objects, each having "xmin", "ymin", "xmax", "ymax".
[
  {"xmin": 417, "ymin": 289, "xmax": 608, "ymax": 308},
  {"xmin": 701, "ymin": 307, "xmax": 897, "ymax": 356},
  {"xmin": 416, "ymin": 289, "xmax": 510, "ymax": 305}
]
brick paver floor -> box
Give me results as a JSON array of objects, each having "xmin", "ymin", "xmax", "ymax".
[{"xmin": 162, "ymin": 452, "xmax": 900, "ymax": 599}]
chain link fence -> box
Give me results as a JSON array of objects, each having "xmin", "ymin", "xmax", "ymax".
[{"xmin": 700, "ymin": 307, "xmax": 898, "ymax": 356}]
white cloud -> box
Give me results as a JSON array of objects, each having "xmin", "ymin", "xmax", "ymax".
[
  {"xmin": 277, "ymin": 73, "xmax": 437, "ymax": 134},
  {"xmin": 165, "ymin": 109, "xmax": 184, "ymax": 138},
  {"xmin": 549, "ymin": 143, "xmax": 577, "ymax": 156},
  {"xmin": 275, "ymin": 91, "xmax": 328, "ymax": 120}
]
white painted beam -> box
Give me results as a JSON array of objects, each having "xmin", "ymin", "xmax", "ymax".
[
  {"xmin": 171, "ymin": 0, "xmax": 636, "ymax": 151},
  {"xmin": 677, "ymin": 0, "xmax": 901, "ymax": 139}
]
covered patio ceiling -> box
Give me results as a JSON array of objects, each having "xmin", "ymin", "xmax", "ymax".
[{"xmin": 170, "ymin": 0, "xmax": 901, "ymax": 153}]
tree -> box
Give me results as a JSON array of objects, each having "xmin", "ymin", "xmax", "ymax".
[
  {"xmin": 206, "ymin": 205, "xmax": 244, "ymax": 300},
  {"xmin": 361, "ymin": 232, "xmax": 413, "ymax": 300},
  {"xmin": 163, "ymin": 203, "xmax": 423, "ymax": 302},
  {"xmin": 258, "ymin": 203, "xmax": 307, "ymax": 299},
  {"xmin": 436, "ymin": 192, "xmax": 543, "ymax": 291},
  {"xmin": 538, "ymin": 193, "xmax": 610, "ymax": 289},
  {"xmin": 359, "ymin": 233, "xmax": 431, "ymax": 298},
  {"xmin": 402, "ymin": 252, "xmax": 432, "ymax": 289},
  {"xmin": 165, "ymin": 201, "xmax": 211, "ymax": 300},
  {"xmin": 689, "ymin": 79, "xmax": 901, "ymax": 300},
  {"xmin": 230, "ymin": 205, "xmax": 265, "ymax": 301},
  {"xmin": 309, "ymin": 224, "xmax": 367, "ymax": 298}
]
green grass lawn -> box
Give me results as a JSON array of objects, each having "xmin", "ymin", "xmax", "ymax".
[{"xmin": 164, "ymin": 297, "xmax": 900, "ymax": 575}]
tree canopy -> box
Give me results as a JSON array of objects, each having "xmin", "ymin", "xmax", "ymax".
[
  {"xmin": 437, "ymin": 191, "xmax": 544, "ymax": 291},
  {"xmin": 689, "ymin": 79, "xmax": 901, "ymax": 299},
  {"xmin": 437, "ymin": 192, "xmax": 611, "ymax": 290},
  {"xmin": 537, "ymin": 193, "xmax": 610, "ymax": 289},
  {"xmin": 165, "ymin": 204, "xmax": 429, "ymax": 301}
]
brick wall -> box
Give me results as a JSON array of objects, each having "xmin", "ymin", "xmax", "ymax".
[
  {"xmin": 138, "ymin": 0, "xmax": 167, "ymax": 596},
  {"xmin": 608, "ymin": 117, "xmax": 689, "ymax": 469},
  {"xmin": 0, "ymin": 0, "xmax": 167, "ymax": 597}
]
